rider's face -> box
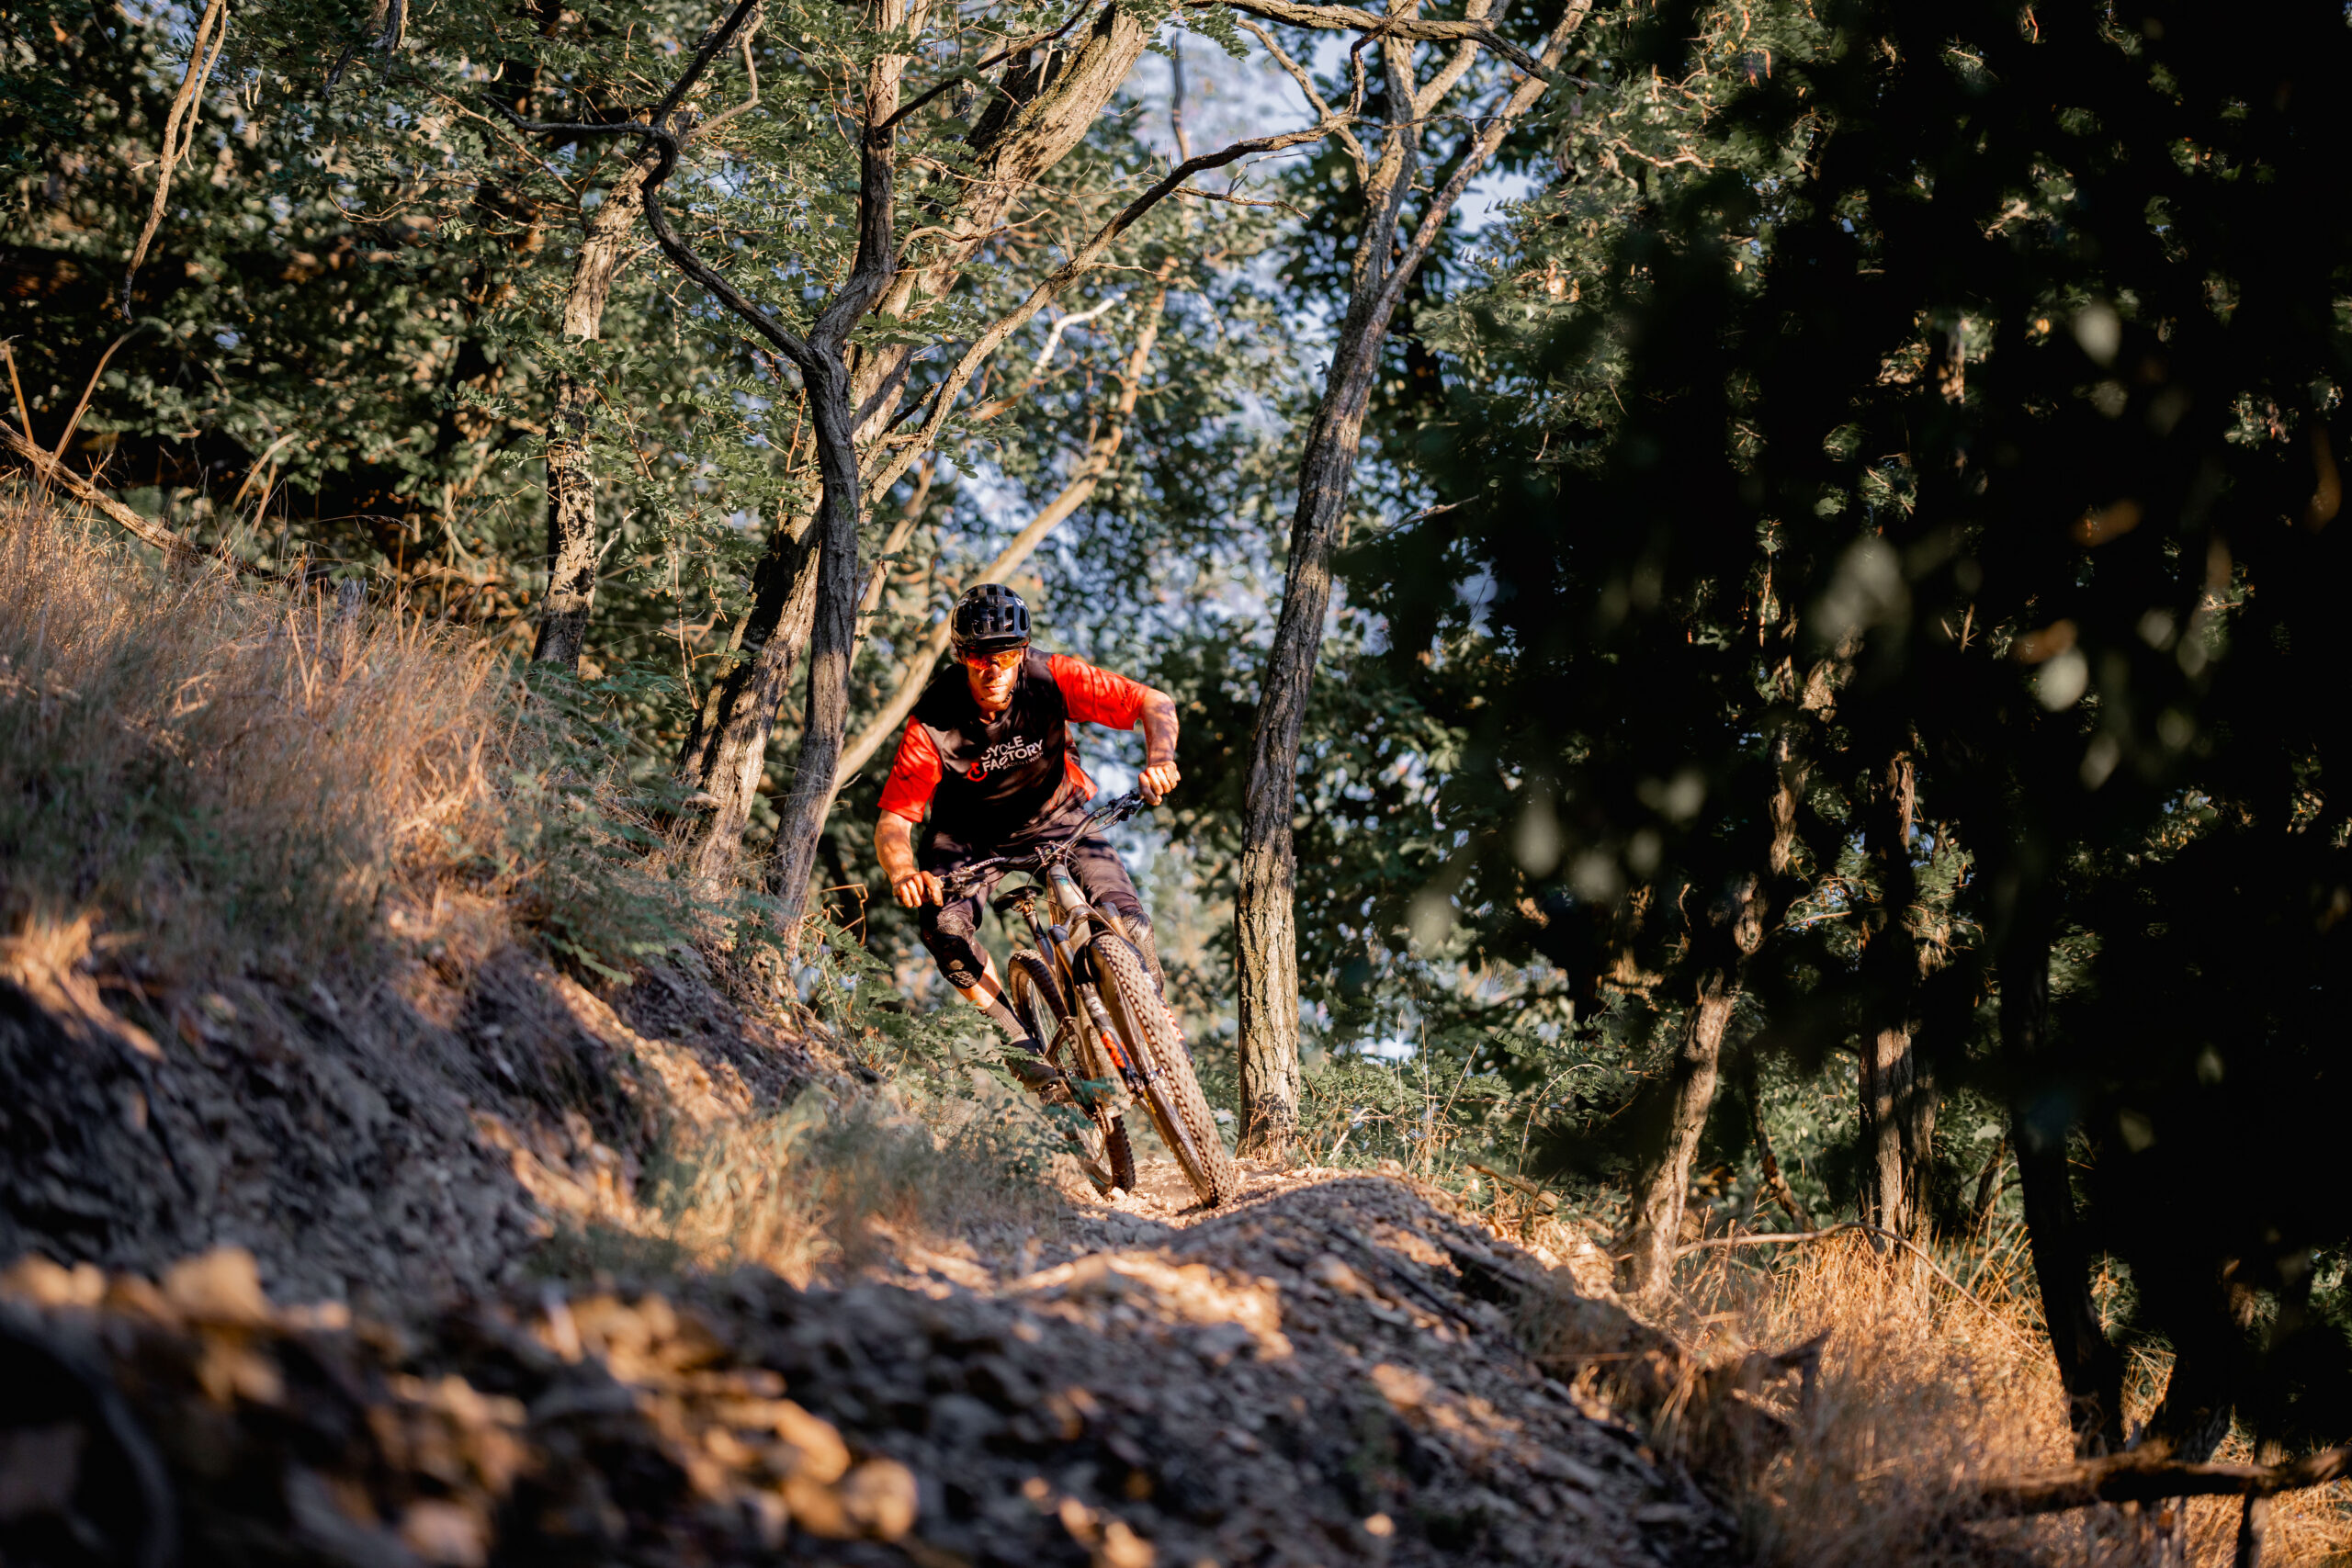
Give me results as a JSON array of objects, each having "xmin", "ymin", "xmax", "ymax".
[{"xmin": 963, "ymin": 644, "xmax": 1025, "ymax": 709}]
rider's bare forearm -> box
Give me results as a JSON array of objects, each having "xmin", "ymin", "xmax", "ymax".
[
  {"xmin": 1139, "ymin": 687, "xmax": 1179, "ymax": 767},
  {"xmin": 876, "ymin": 812, "xmax": 942, "ymax": 908},
  {"xmin": 876, "ymin": 813, "xmax": 917, "ymax": 884}
]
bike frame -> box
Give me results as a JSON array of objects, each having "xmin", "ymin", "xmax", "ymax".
[
  {"xmin": 1003, "ymin": 867, "xmax": 1149, "ymax": 1096},
  {"xmin": 943, "ymin": 792, "xmax": 1189, "ymax": 1127}
]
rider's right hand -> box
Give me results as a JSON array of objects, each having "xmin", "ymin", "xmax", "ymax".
[{"xmin": 893, "ymin": 870, "xmax": 945, "ymax": 908}]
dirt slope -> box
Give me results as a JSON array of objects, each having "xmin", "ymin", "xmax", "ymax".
[
  {"xmin": 0, "ymin": 920, "xmax": 812, "ymax": 1305},
  {"xmin": 1, "ymin": 1158, "xmax": 1740, "ymax": 1568}
]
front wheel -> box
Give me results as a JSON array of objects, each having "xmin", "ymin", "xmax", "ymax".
[
  {"xmin": 1008, "ymin": 949, "xmax": 1135, "ymax": 1194},
  {"xmin": 1091, "ymin": 933, "xmax": 1238, "ymax": 1207}
]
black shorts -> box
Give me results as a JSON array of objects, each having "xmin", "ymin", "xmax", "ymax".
[{"xmin": 915, "ymin": 799, "xmax": 1147, "ymax": 989}]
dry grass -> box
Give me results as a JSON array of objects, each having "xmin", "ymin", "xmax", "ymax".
[
  {"xmin": 1584, "ymin": 1231, "xmax": 2352, "ymax": 1568},
  {"xmin": 0, "ymin": 487, "xmax": 695, "ymax": 986},
  {"xmin": 536, "ymin": 1077, "xmax": 1071, "ymax": 1289}
]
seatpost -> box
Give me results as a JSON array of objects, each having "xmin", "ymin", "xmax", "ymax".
[{"xmin": 1007, "ymin": 886, "xmax": 1053, "ymax": 954}]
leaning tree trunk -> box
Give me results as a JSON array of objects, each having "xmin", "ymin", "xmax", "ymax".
[
  {"xmin": 1234, "ymin": 29, "xmax": 1424, "ymax": 1162},
  {"xmin": 1623, "ymin": 875, "xmax": 1765, "ymax": 1303},
  {"xmin": 1234, "ymin": 334, "xmax": 1390, "ymax": 1157},
  {"xmin": 2002, "ymin": 919, "xmax": 2127, "ymax": 1455},
  {"xmin": 676, "ymin": 518, "xmax": 821, "ymax": 886},
  {"xmin": 534, "ymin": 159, "xmax": 650, "ymax": 671},
  {"xmin": 1234, "ymin": 8, "xmax": 1587, "ymax": 1158},
  {"xmin": 1623, "ymin": 964, "xmax": 1741, "ymax": 1302}
]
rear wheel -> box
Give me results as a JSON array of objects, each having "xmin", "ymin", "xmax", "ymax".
[
  {"xmin": 1008, "ymin": 949, "xmax": 1134, "ymax": 1193},
  {"xmin": 1092, "ymin": 933, "xmax": 1237, "ymax": 1207}
]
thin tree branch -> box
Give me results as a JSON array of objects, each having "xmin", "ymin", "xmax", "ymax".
[
  {"xmin": 1411, "ymin": 0, "xmax": 1505, "ymax": 118},
  {"xmin": 693, "ymin": 10, "xmax": 765, "ymax": 141},
  {"xmin": 123, "ymin": 0, "xmax": 231, "ymax": 317},
  {"xmin": 858, "ymin": 113, "xmax": 1346, "ymax": 500},
  {"xmin": 1237, "ymin": 17, "xmax": 1367, "ymax": 177},
  {"xmin": 1190, "ymin": 0, "xmax": 1560, "ymax": 84},
  {"xmin": 51, "ymin": 324, "xmax": 151, "ymax": 465}
]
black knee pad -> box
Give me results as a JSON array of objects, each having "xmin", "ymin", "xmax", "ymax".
[{"xmin": 921, "ymin": 909, "xmax": 988, "ymax": 991}]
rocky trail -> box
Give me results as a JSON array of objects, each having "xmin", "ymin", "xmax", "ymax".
[
  {"xmin": 0, "ymin": 940, "xmax": 1754, "ymax": 1568},
  {"xmin": 1, "ymin": 1162, "xmax": 1746, "ymax": 1568}
]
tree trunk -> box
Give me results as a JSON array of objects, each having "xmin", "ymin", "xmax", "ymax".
[
  {"xmin": 1857, "ymin": 752, "xmax": 1938, "ymax": 1237},
  {"xmin": 1623, "ymin": 875, "xmax": 1766, "ymax": 1303},
  {"xmin": 1232, "ymin": 10, "xmax": 1588, "ymax": 1160},
  {"xmin": 534, "ymin": 160, "xmax": 650, "ymax": 671},
  {"xmin": 1234, "ymin": 336, "xmax": 1386, "ymax": 1157},
  {"xmin": 1624, "ymin": 966, "xmax": 1740, "ymax": 1303},
  {"xmin": 763, "ymin": 359, "xmax": 865, "ymax": 932},
  {"xmin": 676, "ymin": 516, "xmax": 821, "ymax": 886},
  {"xmin": 2002, "ymin": 923, "xmax": 2127, "ymax": 1455},
  {"xmin": 1234, "ymin": 34, "xmax": 1453, "ymax": 1162}
]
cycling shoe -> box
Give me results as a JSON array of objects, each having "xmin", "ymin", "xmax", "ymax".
[{"xmin": 1003, "ymin": 1042, "xmax": 1073, "ymax": 1102}]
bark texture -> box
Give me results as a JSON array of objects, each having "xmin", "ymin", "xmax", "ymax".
[
  {"xmin": 1234, "ymin": 2, "xmax": 1588, "ymax": 1159},
  {"xmin": 2001, "ymin": 925, "xmax": 2127, "ymax": 1455},
  {"xmin": 534, "ymin": 160, "xmax": 650, "ymax": 672},
  {"xmin": 1623, "ymin": 877, "xmax": 1764, "ymax": 1303},
  {"xmin": 1856, "ymin": 754, "xmax": 1937, "ymax": 1236}
]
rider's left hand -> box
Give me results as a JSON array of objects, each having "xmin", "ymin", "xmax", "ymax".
[{"xmin": 1139, "ymin": 760, "xmax": 1181, "ymax": 804}]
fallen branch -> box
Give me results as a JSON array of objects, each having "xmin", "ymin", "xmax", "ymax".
[
  {"xmin": 1, "ymin": 421, "xmax": 210, "ymax": 565},
  {"xmin": 1978, "ymin": 1444, "xmax": 2352, "ymax": 1516}
]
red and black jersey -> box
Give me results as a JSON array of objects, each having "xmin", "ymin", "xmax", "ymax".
[{"xmin": 878, "ymin": 649, "xmax": 1151, "ymax": 848}]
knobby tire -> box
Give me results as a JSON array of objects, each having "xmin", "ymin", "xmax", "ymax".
[{"xmin": 1092, "ymin": 933, "xmax": 1237, "ymax": 1207}]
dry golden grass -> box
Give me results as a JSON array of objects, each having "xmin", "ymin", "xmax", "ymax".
[
  {"xmin": 0, "ymin": 486, "xmax": 696, "ymax": 987},
  {"xmin": 1633, "ymin": 1231, "xmax": 2352, "ymax": 1568},
  {"xmin": 533, "ymin": 1077, "xmax": 1071, "ymax": 1289},
  {"xmin": 0, "ymin": 489, "xmax": 508, "ymax": 963}
]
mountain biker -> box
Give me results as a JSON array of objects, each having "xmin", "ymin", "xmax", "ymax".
[{"xmin": 874, "ymin": 583, "xmax": 1182, "ymax": 1095}]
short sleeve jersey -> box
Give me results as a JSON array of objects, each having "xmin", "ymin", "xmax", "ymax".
[{"xmin": 878, "ymin": 649, "xmax": 1151, "ymax": 847}]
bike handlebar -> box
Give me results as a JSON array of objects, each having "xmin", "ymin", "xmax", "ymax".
[{"xmin": 933, "ymin": 789, "xmax": 1154, "ymax": 902}]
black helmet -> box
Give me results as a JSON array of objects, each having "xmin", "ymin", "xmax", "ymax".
[{"xmin": 951, "ymin": 583, "xmax": 1031, "ymax": 657}]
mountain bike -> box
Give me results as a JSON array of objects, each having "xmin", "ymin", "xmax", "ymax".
[{"xmin": 937, "ymin": 791, "xmax": 1239, "ymax": 1209}]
